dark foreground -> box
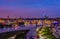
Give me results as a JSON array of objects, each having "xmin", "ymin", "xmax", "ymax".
[{"xmin": 0, "ymin": 30, "xmax": 29, "ymax": 39}]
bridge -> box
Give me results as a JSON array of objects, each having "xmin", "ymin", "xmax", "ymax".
[{"xmin": 0, "ymin": 25, "xmax": 37, "ymax": 39}]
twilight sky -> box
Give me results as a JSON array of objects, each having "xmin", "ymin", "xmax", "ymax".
[{"xmin": 0, "ymin": 0, "xmax": 60, "ymax": 18}]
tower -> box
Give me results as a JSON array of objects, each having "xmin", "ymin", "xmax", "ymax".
[
  {"xmin": 7, "ymin": 16, "xmax": 9, "ymax": 19},
  {"xmin": 44, "ymin": 15, "xmax": 48, "ymax": 18},
  {"xmin": 20, "ymin": 16, "xmax": 21, "ymax": 18}
]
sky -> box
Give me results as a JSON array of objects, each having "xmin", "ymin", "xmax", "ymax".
[{"xmin": 0, "ymin": 0, "xmax": 60, "ymax": 18}]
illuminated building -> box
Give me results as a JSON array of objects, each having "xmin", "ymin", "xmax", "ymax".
[
  {"xmin": 0, "ymin": 18, "xmax": 59, "ymax": 27},
  {"xmin": 0, "ymin": 17, "xmax": 59, "ymax": 39}
]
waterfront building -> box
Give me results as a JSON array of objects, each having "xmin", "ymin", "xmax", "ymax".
[{"xmin": 0, "ymin": 18, "xmax": 59, "ymax": 27}]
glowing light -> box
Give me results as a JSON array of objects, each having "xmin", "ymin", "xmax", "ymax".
[
  {"xmin": 39, "ymin": 34, "xmax": 44, "ymax": 39},
  {"xmin": 44, "ymin": 20, "xmax": 51, "ymax": 25},
  {"xmin": 24, "ymin": 21, "xmax": 28, "ymax": 26},
  {"xmin": 24, "ymin": 21, "xmax": 30, "ymax": 26},
  {"xmin": 0, "ymin": 20, "xmax": 5, "ymax": 23},
  {"xmin": 36, "ymin": 27, "xmax": 40, "ymax": 32},
  {"xmin": 37, "ymin": 20, "xmax": 41, "ymax": 25}
]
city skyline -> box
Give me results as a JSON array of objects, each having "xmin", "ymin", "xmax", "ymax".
[{"xmin": 0, "ymin": 0, "xmax": 60, "ymax": 18}]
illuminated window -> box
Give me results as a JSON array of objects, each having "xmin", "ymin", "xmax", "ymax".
[
  {"xmin": 44, "ymin": 20, "xmax": 51, "ymax": 25},
  {"xmin": 0, "ymin": 20, "xmax": 5, "ymax": 23},
  {"xmin": 25, "ymin": 21, "xmax": 30, "ymax": 26}
]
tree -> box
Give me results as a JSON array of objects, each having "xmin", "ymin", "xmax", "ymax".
[{"xmin": 37, "ymin": 26, "xmax": 57, "ymax": 39}]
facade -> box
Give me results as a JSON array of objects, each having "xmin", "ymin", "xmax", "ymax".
[
  {"xmin": 0, "ymin": 18, "xmax": 60, "ymax": 27},
  {"xmin": 0, "ymin": 18, "xmax": 60, "ymax": 39}
]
